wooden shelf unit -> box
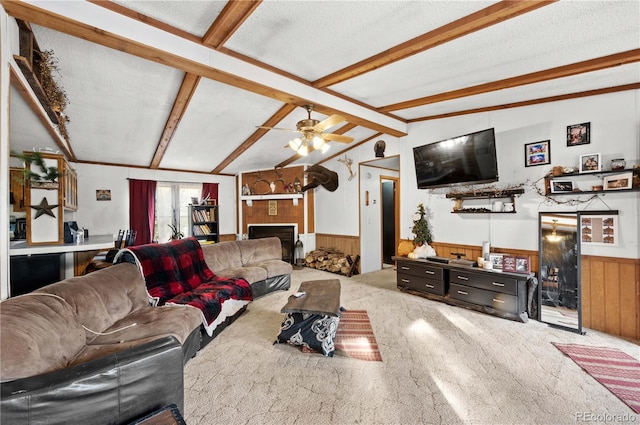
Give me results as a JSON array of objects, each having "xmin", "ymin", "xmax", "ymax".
[
  {"xmin": 446, "ymin": 188, "xmax": 524, "ymax": 214},
  {"xmin": 188, "ymin": 205, "xmax": 219, "ymax": 242},
  {"xmin": 544, "ymin": 167, "xmax": 640, "ymax": 196}
]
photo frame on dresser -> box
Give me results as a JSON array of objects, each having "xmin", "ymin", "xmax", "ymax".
[{"xmin": 488, "ymin": 253, "xmax": 505, "ymax": 270}]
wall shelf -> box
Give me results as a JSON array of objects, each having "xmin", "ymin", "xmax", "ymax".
[
  {"xmin": 241, "ymin": 194, "xmax": 303, "ymax": 206},
  {"xmin": 446, "ymin": 188, "xmax": 524, "ymax": 214},
  {"xmin": 544, "ymin": 167, "xmax": 640, "ymax": 196}
]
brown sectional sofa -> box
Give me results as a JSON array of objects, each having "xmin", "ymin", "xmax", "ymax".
[{"xmin": 0, "ymin": 236, "xmax": 292, "ymax": 424}]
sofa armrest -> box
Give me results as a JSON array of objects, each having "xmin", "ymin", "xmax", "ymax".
[{"xmin": 1, "ymin": 336, "xmax": 184, "ymax": 425}]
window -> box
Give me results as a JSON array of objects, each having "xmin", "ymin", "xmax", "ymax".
[{"xmin": 154, "ymin": 182, "xmax": 201, "ymax": 243}]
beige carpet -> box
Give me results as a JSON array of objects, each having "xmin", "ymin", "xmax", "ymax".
[{"xmin": 184, "ymin": 267, "xmax": 639, "ymax": 425}]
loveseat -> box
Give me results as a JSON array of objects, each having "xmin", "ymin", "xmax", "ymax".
[{"xmin": 0, "ymin": 263, "xmax": 202, "ymax": 425}]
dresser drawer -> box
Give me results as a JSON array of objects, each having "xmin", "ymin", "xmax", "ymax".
[
  {"xmin": 397, "ymin": 261, "xmax": 444, "ymax": 280},
  {"xmin": 398, "ymin": 274, "xmax": 446, "ymax": 296},
  {"xmin": 449, "ymin": 269, "xmax": 518, "ymax": 295},
  {"xmin": 449, "ymin": 283, "xmax": 519, "ymax": 313}
]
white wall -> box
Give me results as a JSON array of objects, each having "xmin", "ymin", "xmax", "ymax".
[
  {"xmin": 401, "ymin": 90, "xmax": 640, "ymax": 260},
  {"xmin": 70, "ymin": 163, "xmax": 236, "ymax": 239}
]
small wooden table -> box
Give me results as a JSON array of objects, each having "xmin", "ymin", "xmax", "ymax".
[{"xmin": 277, "ymin": 279, "xmax": 342, "ymax": 356}]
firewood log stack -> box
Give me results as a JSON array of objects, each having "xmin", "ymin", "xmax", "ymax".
[{"xmin": 304, "ymin": 248, "xmax": 360, "ymax": 276}]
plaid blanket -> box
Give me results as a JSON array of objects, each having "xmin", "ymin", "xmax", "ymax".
[{"xmin": 115, "ymin": 237, "xmax": 252, "ymax": 333}]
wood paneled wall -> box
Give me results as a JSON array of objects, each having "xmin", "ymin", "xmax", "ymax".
[
  {"xmin": 315, "ymin": 234, "xmax": 360, "ymax": 259},
  {"xmin": 581, "ymin": 256, "xmax": 639, "ymax": 340},
  {"xmin": 241, "ymin": 166, "xmax": 306, "ymax": 234},
  {"xmin": 403, "ymin": 239, "xmax": 639, "ymax": 340}
]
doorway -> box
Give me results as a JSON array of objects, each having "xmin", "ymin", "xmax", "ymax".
[{"xmin": 381, "ymin": 178, "xmax": 398, "ymax": 264}]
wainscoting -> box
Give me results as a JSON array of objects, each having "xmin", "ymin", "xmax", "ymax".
[
  {"xmin": 581, "ymin": 256, "xmax": 640, "ymax": 340},
  {"xmin": 315, "ymin": 234, "xmax": 360, "ymax": 260}
]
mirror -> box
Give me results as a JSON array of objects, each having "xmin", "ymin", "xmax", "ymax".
[{"xmin": 538, "ymin": 212, "xmax": 582, "ymax": 333}]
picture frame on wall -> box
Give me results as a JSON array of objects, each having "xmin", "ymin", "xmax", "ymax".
[
  {"xmin": 567, "ymin": 122, "xmax": 590, "ymax": 146},
  {"xmin": 524, "ymin": 140, "xmax": 550, "ymax": 167},
  {"xmin": 580, "ymin": 214, "xmax": 618, "ymax": 246},
  {"xmin": 96, "ymin": 189, "xmax": 111, "ymax": 201},
  {"xmin": 579, "ymin": 153, "xmax": 601, "ymax": 173},
  {"xmin": 603, "ymin": 172, "xmax": 633, "ymax": 190},
  {"xmin": 550, "ymin": 180, "xmax": 574, "ymax": 193}
]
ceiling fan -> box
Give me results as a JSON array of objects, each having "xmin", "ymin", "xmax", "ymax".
[{"xmin": 259, "ymin": 104, "xmax": 354, "ymax": 156}]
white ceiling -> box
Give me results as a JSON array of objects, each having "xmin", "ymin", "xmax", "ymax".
[{"xmin": 6, "ymin": 0, "xmax": 639, "ymax": 175}]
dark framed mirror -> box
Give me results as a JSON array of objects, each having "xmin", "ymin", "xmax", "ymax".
[{"xmin": 538, "ymin": 212, "xmax": 582, "ymax": 333}]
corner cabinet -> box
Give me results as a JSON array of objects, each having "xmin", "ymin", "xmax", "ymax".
[
  {"xmin": 188, "ymin": 205, "xmax": 219, "ymax": 242},
  {"xmin": 445, "ymin": 188, "xmax": 524, "ymax": 213},
  {"xmin": 544, "ymin": 168, "xmax": 640, "ymax": 196}
]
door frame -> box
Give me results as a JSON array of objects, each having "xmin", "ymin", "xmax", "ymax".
[{"xmin": 380, "ymin": 175, "xmax": 399, "ymax": 265}]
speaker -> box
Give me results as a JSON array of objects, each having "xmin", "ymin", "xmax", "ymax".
[{"xmin": 64, "ymin": 221, "xmax": 78, "ymax": 243}]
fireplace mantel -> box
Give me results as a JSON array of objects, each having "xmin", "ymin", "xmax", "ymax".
[{"xmin": 242, "ymin": 194, "xmax": 303, "ymax": 206}]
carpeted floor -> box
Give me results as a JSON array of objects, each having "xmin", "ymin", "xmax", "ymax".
[{"xmin": 183, "ymin": 267, "xmax": 639, "ymax": 425}]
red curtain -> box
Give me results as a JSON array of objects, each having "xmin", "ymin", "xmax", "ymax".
[
  {"xmin": 201, "ymin": 183, "xmax": 218, "ymax": 204},
  {"xmin": 129, "ymin": 179, "xmax": 156, "ymax": 245}
]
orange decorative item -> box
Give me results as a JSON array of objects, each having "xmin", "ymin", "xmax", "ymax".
[{"xmin": 397, "ymin": 240, "xmax": 415, "ymax": 257}]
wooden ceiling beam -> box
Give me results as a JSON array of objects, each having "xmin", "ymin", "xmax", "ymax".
[
  {"xmin": 381, "ymin": 49, "xmax": 640, "ymax": 112},
  {"xmin": 408, "ymin": 83, "xmax": 640, "ymax": 123},
  {"xmin": 212, "ymin": 103, "xmax": 298, "ymax": 174},
  {"xmin": 202, "ymin": 0, "xmax": 262, "ymax": 49},
  {"xmin": 275, "ymin": 122, "xmax": 358, "ymax": 169},
  {"xmin": 149, "ymin": 73, "xmax": 200, "ymax": 169},
  {"xmin": 312, "ymin": 0, "xmax": 557, "ymax": 88}
]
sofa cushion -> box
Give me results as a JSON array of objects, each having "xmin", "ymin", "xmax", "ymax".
[
  {"xmin": 245, "ymin": 259, "xmax": 293, "ymax": 278},
  {"xmin": 201, "ymin": 241, "xmax": 243, "ymax": 272},
  {"xmin": 36, "ymin": 263, "xmax": 149, "ymax": 343},
  {"xmin": 237, "ymin": 237, "xmax": 283, "ymax": 264},
  {"xmin": 214, "ymin": 266, "xmax": 268, "ymax": 284},
  {"xmin": 88, "ymin": 305, "xmax": 202, "ymax": 347},
  {"xmin": 0, "ymin": 293, "xmax": 86, "ymax": 381}
]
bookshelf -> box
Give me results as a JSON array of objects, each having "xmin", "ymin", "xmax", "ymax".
[{"xmin": 188, "ymin": 204, "xmax": 219, "ymax": 242}]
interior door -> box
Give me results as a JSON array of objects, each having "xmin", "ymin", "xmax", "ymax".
[{"xmin": 381, "ymin": 180, "xmax": 396, "ymax": 264}]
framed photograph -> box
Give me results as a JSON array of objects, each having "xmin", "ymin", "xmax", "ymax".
[
  {"xmin": 567, "ymin": 122, "xmax": 590, "ymax": 146},
  {"xmin": 603, "ymin": 172, "xmax": 633, "ymax": 190},
  {"xmin": 190, "ymin": 197, "xmax": 199, "ymax": 205},
  {"xmin": 268, "ymin": 200, "xmax": 277, "ymax": 216},
  {"xmin": 524, "ymin": 140, "xmax": 550, "ymax": 167},
  {"xmin": 488, "ymin": 253, "xmax": 505, "ymax": 270},
  {"xmin": 502, "ymin": 255, "xmax": 531, "ymax": 274},
  {"xmin": 96, "ymin": 189, "xmax": 111, "ymax": 201},
  {"xmin": 579, "ymin": 153, "xmax": 601, "ymax": 173},
  {"xmin": 580, "ymin": 214, "xmax": 618, "ymax": 246},
  {"xmin": 550, "ymin": 180, "xmax": 574, "ymax": 193}
]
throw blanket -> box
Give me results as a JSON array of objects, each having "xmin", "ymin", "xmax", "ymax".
[{"xmin": 115, "ymin": 237, "xmax": 252, "ymax": 336}]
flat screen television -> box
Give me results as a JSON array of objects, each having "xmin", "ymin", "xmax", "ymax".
[{"xmin": 413, "ymin": 128, "xmax": 498, "ymax": 189}]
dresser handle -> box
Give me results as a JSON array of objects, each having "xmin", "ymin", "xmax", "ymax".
[
  {"xmin": 425, "ymin": 284, "xmax": 434, "ymax": 288},
  {"xmin": 401, "ymin": 279, "xmax": 410, "ymax": 283},
  {"xmin": 492, "ymin": 282, "xmax": 505, "ymax": 287},
  {"xmin": 401, "ymin": 266, "xmax": 410, "ymax": 270},
  {"xmin": 492, "ymin": 298, "xmax": 505, "ymax": 303},
  {"xmin": 457, "ymin": 290, "xmax": 468, "ymax": 295},
  {"xmin": 425, "ymin": 270, "xmax": 435, "ymax": 275},
  {"xmin": 457, "ymin": 275, "xmax": 469, "ymax": 281}
]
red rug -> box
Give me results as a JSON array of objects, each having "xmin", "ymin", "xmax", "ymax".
[
  {"xmin": 335, "ymin": 310, "xmax": 382, "ymax": 362},
  {"xmin": 553, "ymin": 343, "xmax": 640, "ymax": 413}
]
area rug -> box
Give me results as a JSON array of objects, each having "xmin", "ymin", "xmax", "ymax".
[
  {"xmin": 334, "ymin": 310, "xmax": 382, "ymax": 362},
  {"xmin": 553, "ymin": 343, "xmax": 640, "ymax": 413}
]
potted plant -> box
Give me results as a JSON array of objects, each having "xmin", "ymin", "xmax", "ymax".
[
  {"xmin": 168, "ymin": 224, "xmax": 184, "ymax": 240},
  {"xmin": 13, "ymin": 151, "xmax": 60, "ymax": 189}
]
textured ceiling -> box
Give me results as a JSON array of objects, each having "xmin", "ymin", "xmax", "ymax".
[{"xmin": 6, "ymin": 0, "xmax": 639, "ymax": 175}]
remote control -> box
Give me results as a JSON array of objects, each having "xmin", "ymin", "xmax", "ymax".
[{"xmin": 294, "ymin": 291, "xmax": 306, "ymax": 298}]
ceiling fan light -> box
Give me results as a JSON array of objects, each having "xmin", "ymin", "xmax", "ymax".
[
  {"xmin": 289, "ymin": 138, "xmax": 302, "ymax": 150},
  {"xmin": 298, "ymin": 144, "xmax": 309, "ymax": 156},
  {"xmin": 312, "ymin": 136, "xmax": 324, "ymax": 149},
  {"xmin": 320, "ymin": 143, "xmax": 331, "ymax": 154}
]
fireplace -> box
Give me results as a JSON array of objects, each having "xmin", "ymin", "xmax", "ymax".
[{"xmin": 248, "ymin": 225, "xmax": 296, "ymax": 264}]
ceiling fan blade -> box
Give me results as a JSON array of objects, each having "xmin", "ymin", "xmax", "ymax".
[
  {"xmin": 320, "ymin": 133, "xmax": 354, "ymax": 143},
  {"xmin": 256, "ymin": 126, "xmax": 300, "ymax": 132},
  {"xmin": 313, "ymin": 114, "xmax": 345, "ymax": 132}
]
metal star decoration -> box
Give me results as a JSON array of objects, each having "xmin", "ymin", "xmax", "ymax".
[{"xmin": 30, "ymin": 197, "xmax": 58, "ymax": 219}]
